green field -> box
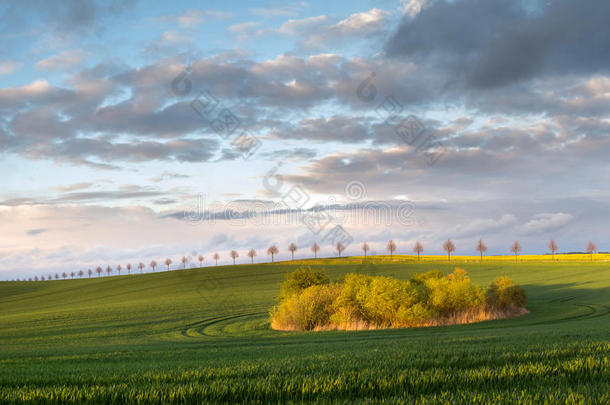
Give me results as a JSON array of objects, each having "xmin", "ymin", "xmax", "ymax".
[{"xmin": 1, "ymin": 256, "xmax": 609, "ymax": 403}]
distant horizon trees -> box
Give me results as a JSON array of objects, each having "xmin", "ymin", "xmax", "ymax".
[
  {"xmin": 248, "ymin": 248, "xmax": 257, "ymax": 264},
  {"xmin": 362, "ymin": 242, "xmax": 370, "ymax": 259},
  {"xmin": 586, "ymin": 241, "xmax": 597, "ymax": 262},
  {"xmin": 413, "ymin": 241, "xmax": 424, "ymax": 261},
  {"xmin": 288, "ymin": 243, "xmax": 297, "ymax": 260},
  {"xmin": 387, "ymin": 240, "xmax": 397, "ymax": 258},
  {"xmin": 12, "ymin": 237, "xmax": 610, "ymax": 282},
  {"xmin": 336, "ymin": 242, "xmax": 345, "ymax": 257},
  {"xmin": 230, "ymin": 250, "xmax": 239, "ymax": 265},
  {"xmin": 443, "ymin": 239, "xmax": 456, "ymax": 261},
  {"xmin": 476, "ymin": 239, "xmax": 488, "ymax": 262},
  {"xmin": 510, "ymin": 241, "xmax": 522, "ymax": 262},
  {"xmin": 198, "ymin": 255, "xmax": 204, "ymax": 267},
  {"xmin": 311, "ymin": 242, "xmax": 320, "ymax": 259},
  {"xmin": 267, "ymin": 245, "xmax": 279, "ymax": 262},
  {"xmin": 548, "ymin": 239, "xmax": 558, "ymax": 261}
]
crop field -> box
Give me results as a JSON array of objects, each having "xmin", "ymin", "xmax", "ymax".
[{"xmin": 1, "ymin": 255, "xmax": 609, "ymax": 403}]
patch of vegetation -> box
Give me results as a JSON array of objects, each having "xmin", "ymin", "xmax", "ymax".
[
  {"xmin": 1, "ymin": 257, "xmax": 609, "ymax": 403},
  {"xmin": 270, "ymin": 267, "xmax": 527, "ymax": 330}
]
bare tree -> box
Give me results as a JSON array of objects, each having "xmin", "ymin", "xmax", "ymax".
[
  {"xmin": 78, "ymin": 270, "xmax": 84, "ymax": 278},
  {"xmin": 70, "ymin": 271, "xmax": 75, "ymax": 279},
  {"xmin": 150, "ymin": 260, "xmax": 157, "ymax": 272},
  {"xmin": 476, "ymin": 239, "xmax": 488, "ymax": 262},
  {"xmin": 165, "ymin": 258, "xmax": 172, "ymax": 271},
  {"xmin": 126, "ymin": 264, "xmax": 132, "ymax": 275},
  {"xmin": 362, "ymin": 242, "xmax": 370, "ymax": 259},
  {"xmin": 106, "ymin": 266, "xmax": 112, "ymax": 276},
  {"xmin": 510, "ymin": 241, "xmax": 522, "ymax": 262},
  {"xmin": 62, "ymin": 272, "xmax": 67, "ymax": 280},
  {"xmin": 248, "ymin": 248, "xmax": 257, "ymax": 264},
  {"xmin": 55, "ymin": 273, "xmax": 60, "ymax": 280},
  {"xmin": 443, "ymin": 239, "xmax": 456, "ymax": 261},
  {"xmin": 288, "ymin": 243, "xmax": 297, "ymax": 260},
  {"xmin": 267, "ymin": 245, "xmax": 279, "ymax": 262},
  {"xmin": 387, "ymin": 240, "xmax": 397, "ymax": 259},
  {"xmin": 586, "ymin": 241, "xmax": 597, "ymax": 262},
  {"xmin": 230, "ymin": 250, "xmax": 239, "ymax": 265},
  {"xmin": 198, "ymin": 255, "xmax": 204, "ymax": 267},
  {"xmin": 181, "ymin": 256, "xmax": 188, "ymax": 269},
  {"xmin": 213, "ymin": 253, "xmax": 220, "ymax": 266},
  {"xmin": 336, "ymin": 242, "xmax": 345, "ymax": 257},
  {"xmin": 87, "ymin": 269, "xmax": 93, "ymax": 278},
  {"xmin": 413, "ymin": 241, "xmax": 424, "ymax": 261},
  {"xmin": 311, "ymin": 242, "xmax": 320, "ymax": 259},
  {"xmin": 96, "ymin": 266, "xmax": 102, "ymax": 278},
  {"xmin": 34, "ymin": 276, "xmax": 39, "ymax": 281},
  {"xmin": 41, "ymin": 276, "xmax": 45, "ymax": 281},
  {"xmin": 28, "ymin": 277, "xmax": 32, "ymax": 282},
  {"xmin": 548, "ymin": 239, "xmax": 558, "ymax": 261},
  {"xmin": 117, "ymin": 264, "xmax": 122, "ymax": 275},
  {"xmin": 138, "ymin": 262, "xmax": 145, "ymax": 273},
  {"xmin": 48, "ymin": 274, "xmax": 52, "ymax": 280}
]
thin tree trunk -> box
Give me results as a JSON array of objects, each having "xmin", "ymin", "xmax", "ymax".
[
  {"xmin": 417, "ymin": 252, "xmax": 420, "ymax": 261},
  {"xmin": 480, "ymin": 251, "xmax": 483, "ymax": 262}
]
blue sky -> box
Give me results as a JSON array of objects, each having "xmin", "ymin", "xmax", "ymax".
[{"xmin": 1, "ymin": 0, "xmax": 610, "ymax": 279}]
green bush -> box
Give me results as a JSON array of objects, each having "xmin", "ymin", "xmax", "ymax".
[
  {"xmin": 271, "ymin": 268, "xmax": 526, "ymax": 331},
  {"xmin": 487, "ymin": 276, "xmax": 527, "ymax": 309},
  {"xmin": 279, "ymin": 266, "xmax": 329, "ymax": 301},
  {"xmin": 271, "ymin": 283, "xmax": 339, "ymax": 330},
  {"xmin": 425, "ymin": 268, "xmax": 485, "ymax": 316}
]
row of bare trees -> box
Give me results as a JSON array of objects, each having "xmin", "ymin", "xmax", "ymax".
[{"xmin": 13, "ymin": 239, "xmax": 600, "ymax": 282}]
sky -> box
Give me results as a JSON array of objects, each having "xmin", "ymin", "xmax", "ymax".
[{"xmin": 1, "ymin": 0, "xmax": 609, "ymax": 279}]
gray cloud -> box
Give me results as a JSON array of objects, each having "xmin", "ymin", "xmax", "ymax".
[{"xmin": 386, "ymin": 0, "xmax": 610, "ymax": 89}]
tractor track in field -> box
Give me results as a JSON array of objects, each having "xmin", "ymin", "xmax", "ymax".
[
  {"xmin": 181, "ymin": 311, "xmax": 268, "ymax": 338},
  {"xmin": 529, "ymin": 296, "xmax": 610, "ymax": 326}
]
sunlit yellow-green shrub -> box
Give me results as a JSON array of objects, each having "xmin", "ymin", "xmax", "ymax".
[
  {"xmin": 271, "ymin": 283, "xmax": 339, "ymax": 330},
  {"xmin": 270, "ymin": 268, "xmax": 526, "ymax": 331},
  {"xmin": 487, "ymin": 276, "xmax": 527, "ymax": 310},
  {"xmin": 278, "ymin": 266, "xmax": 329, "ymax": 301},
  {"xmin": 425, "ymin": 268, "xmax": 485, "ymax": 316}
]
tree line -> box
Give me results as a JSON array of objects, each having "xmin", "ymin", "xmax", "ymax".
[{"xmin": 11, "ymin": 239, "xmax": 600, "ymax": 282}]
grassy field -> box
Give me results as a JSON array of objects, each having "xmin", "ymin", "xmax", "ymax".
[{"xmin": 1, "ymin": 255, "xmax": 609, "ymax": 403}]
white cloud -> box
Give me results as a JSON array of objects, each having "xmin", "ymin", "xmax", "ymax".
[
  {"xmin": 450, "ymin": 214, "xmax": 517, "ymax": 238},
  {"xmin": 399, "ymin": 0, "xmax": 432, "ymax": 16},
  {"xmin": 35, "ymin": 49, "xmax": 87, "ymax": 72},
  {"xmin": 0, "ymin": 60, "xmax": 19, "ymax": 75},
  {"xmin": 519, "ymin": 213, "xmax": 574, "ymax": 235},
  {"xmin": 250, "ymin": 2, "xmax": 309, "ymax": 18}
]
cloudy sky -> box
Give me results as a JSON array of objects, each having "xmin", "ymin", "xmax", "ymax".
[{"xmin": 1, "ymin": 0, "xmax": 609, "ymax": 279}]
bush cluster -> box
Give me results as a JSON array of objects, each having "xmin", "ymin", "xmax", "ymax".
[{"xmin": 270, "ymin": 267, "xmax": 527, "ymax": 331}]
